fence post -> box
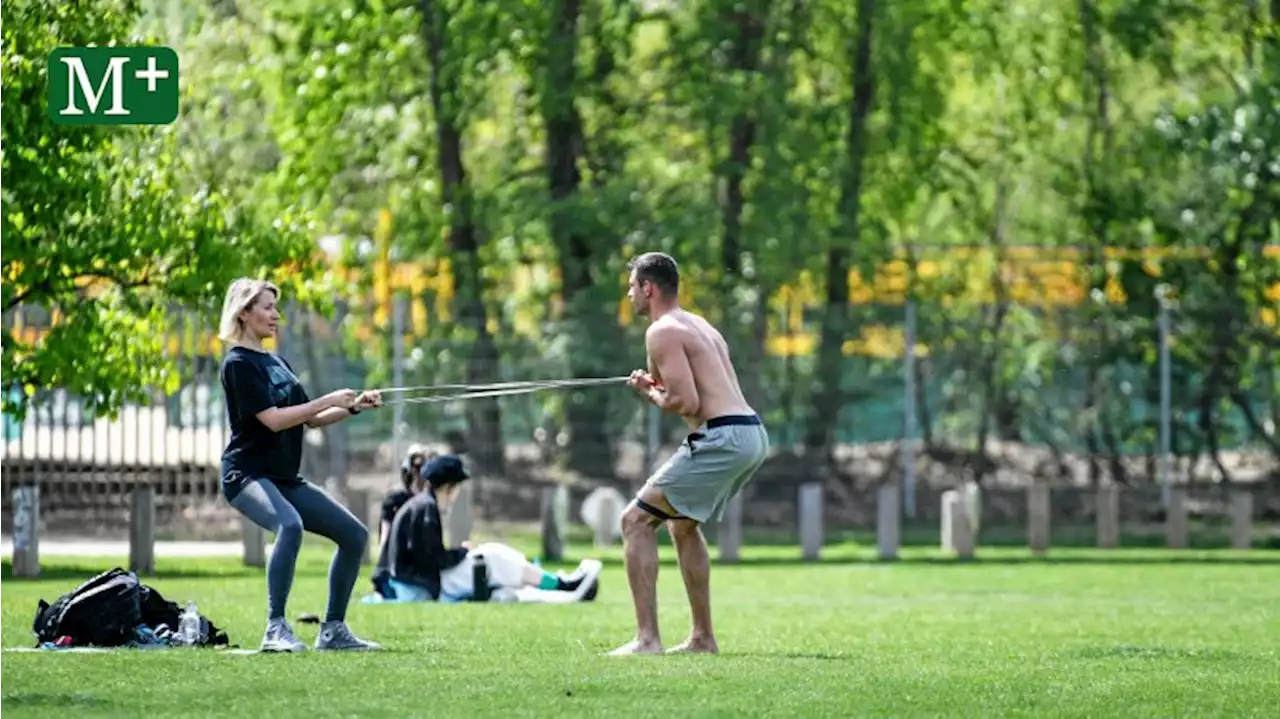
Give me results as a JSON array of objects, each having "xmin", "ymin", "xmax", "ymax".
[
  {"xmin": 1096, "ymin": 483, "xmax": 1120, "ymax": 548},
  {"xmin": 540, "ymin": 484, "xmax": 569, "ymax": 561},
  {"xmin": 942, "ymin": 490, "xmax": 974, "ymax": 559},
  {"xmin": 242, "ymin": 516, "xmax": 266, "ymax": 567},
  {"xmin": 130, "ymin": 485, "xmax": 156, "ymax": 575},
  {"xmin": 718, "ymin": 493, "xmax": 744, "ymax": 563},
  {"xmin": 594, "ymin": 491, "xmax": 619, "ymax": 549},
  {"xmin": 348, "ymin": 489, "xmax": 372, "ymax": 565},
  {"xmin": 876, "ymin": 480, "xmax": 900, "ymax": 561},
  {"xmin": 1229, "ymin": 489, "xmax": 1252, "ymax": 550},
  {"xmin": 1166, "ymin": 487, "xmax": 1188, "ymax": 549},
  {"xmin": 11, "ymin": 484, "xmax": 40, "ymax": 578},
  {"xmin": 798, "ymin": 482, "xmax": 823, "ymax": 561},
  {"xmin": 1028, "ymin": 483, "xmax": 1051, "ymax": 555}
]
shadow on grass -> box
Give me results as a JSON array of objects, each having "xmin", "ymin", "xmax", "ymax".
[
  {"xmin": 707, "ymin": 529, "xmax": 1280, "ymax": 553},
  {"xmin": 725, "ymin": 554, "xmax": 1280, "ymax": 567},
  {"xmin": 1, "ymin": 561, "xmax": 265, "ymax": 582},
  {"xmin": 1, "ymin": 692, "xmax": 117, "ymax": 710},
  {"xmin": 573, "ymin": 553, "xmax": 1280, "ymax": 570}
]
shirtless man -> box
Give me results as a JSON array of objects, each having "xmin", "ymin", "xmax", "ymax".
[{"xmin": 610, "ymin": 251, "xmax": 770, "ymax": 656}]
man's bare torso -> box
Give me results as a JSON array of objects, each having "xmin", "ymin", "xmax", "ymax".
[{"xmin": 647, "ymin": 310, "xmax": 754, "ymax": 429}]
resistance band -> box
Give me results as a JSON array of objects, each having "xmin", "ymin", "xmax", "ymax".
[{"xmin": 373, "ymin": 375, "xmax": 630, "ymax": 405}]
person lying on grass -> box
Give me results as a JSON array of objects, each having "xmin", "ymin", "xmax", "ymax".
[{"xmin": 385, "ymin": 454, "xmax": 601, "ymax": 602}]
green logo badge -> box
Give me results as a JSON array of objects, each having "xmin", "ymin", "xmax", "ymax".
[{"xmin": 46, "ymin": 46, "xmax": 179, "ymax": 126}]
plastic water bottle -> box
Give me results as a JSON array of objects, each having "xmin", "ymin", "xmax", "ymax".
[{"xmin": 178, "ymin": 602, "xmax": 201, "ymax": 646}]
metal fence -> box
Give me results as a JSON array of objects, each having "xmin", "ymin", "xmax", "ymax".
[{"xmin": 3, "ymin": 292, "xmax": 1277, "ymax": 542}]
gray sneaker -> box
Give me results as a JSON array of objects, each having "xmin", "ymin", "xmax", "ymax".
[
  {"xmin": 261, "ymin": 617, "xmax": 307, "ymax": 653},
  {"xmin": 315, "ymin": 621, "xmax": 382, "ymax": 651}
]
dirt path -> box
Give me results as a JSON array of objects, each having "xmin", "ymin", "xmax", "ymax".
[{"xmin": 1, "ymin": 538, "xmax": 258, "ymax": 558}]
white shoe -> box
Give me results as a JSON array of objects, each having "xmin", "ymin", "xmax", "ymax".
[{"xmin": 261, "ymin": 617, "xmax": 307, "ymax": 653}]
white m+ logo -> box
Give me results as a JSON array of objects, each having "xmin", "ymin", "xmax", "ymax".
[{"xmin": 59, "ymin": 56, "xmax": 131, "ymax": 116}]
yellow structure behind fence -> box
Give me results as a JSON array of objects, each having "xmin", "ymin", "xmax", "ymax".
[{"xmin": 7, "ymin": 245, "xmax": 1277, "ymax": 362}]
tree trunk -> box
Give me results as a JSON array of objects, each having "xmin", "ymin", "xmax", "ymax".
[
  {"xmin": 1077, "ymin": 0, "xmax": 1126, "ymax": 486},
  {"xmin": 420, "ymin": 0, "xmax": 505, "ymax": 476},
  {"xmin": 719, "ymin": 0, "xmax": 767, "ymax": 282},
  {"xmin": 718, "ymin": 0, "xmax": 769, "ymax": 409},
  {"xmin": 1270, "ymin": 0, "xmax": 1280, "ymax": 68},
  {"xmin": 543, "ymin": 0, "xmax": 617, "ymax": 480},
  {"xmin": 805, "ymin": 0, "xmax": 876, "ymax": 463},
  {"xmin": 971, "ymin": 178, "xmax": 1017, "ymax": 485}
]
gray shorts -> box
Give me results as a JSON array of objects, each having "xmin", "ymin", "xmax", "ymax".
[{"xmin": 644, "ymin": 415, "xmax": 769, "ymax": 524}]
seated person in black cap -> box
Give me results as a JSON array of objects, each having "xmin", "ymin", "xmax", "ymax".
[
  {"xmin": 370, "ymin": 444, "xmax": 435, "ymax": 599},
  {"xmin": 385, "ymin": 454, "xmax": 601, "ymax": 602}
]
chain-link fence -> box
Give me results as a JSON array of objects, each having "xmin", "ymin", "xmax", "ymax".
[{"xmin": 3, "ymin": 288, "xmax": 1277, "ymax": 543}]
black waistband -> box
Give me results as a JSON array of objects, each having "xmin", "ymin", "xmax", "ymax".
[{"xmin": 706, "ymin": 414, "xmax": 762, "ymax": 429}]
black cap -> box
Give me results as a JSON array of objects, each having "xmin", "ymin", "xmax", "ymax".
[{"xmin": 420, "ymin": 454, "xmax": 470, "ymax": 488}]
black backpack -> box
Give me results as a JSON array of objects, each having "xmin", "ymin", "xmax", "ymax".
[
  {"xmin": 32, "ymin": 567, "xmax": 228, "ymax": 648},
  {"xmin": 32, "ymin": 568, "xmax": 142, "ymax": 647}
]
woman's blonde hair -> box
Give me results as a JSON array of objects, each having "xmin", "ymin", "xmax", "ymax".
[{"xmin": 218, "ymin": 277, "xmax": 281, "ymax": 345}]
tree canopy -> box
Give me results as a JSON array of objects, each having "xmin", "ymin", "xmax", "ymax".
[{"xmin": 4, "ymin": 0, "xmax": 1277, "ymax": 482}]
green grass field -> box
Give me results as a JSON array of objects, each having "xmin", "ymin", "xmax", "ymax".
[{"xmin": 3, "ymin": 541, "xmax": 1278, "ymax": 718}]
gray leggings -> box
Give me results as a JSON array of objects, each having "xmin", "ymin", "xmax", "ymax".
[{"xmin": 230, "ymin": 479, "xmax": 368, "ymax": 622}]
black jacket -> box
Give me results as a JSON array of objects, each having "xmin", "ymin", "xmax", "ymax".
[{"xmin": 387, "ymin": 489, "xmax": 468, "ymax": 599}]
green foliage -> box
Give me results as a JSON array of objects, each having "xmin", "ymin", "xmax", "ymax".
[
  {"xmin": 5, "ymin": 0, "xmax": 1277, "ymax": 474},
  {"xmin": 2, "ymin": 0, "xmax": 321, "ymax": 420}
]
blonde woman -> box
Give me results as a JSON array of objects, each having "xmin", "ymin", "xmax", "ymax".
[{"xmin": 217, "ymin": 278, "xmax": 381, "ymax": 652}]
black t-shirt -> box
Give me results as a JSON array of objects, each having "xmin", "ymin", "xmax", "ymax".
[
  {"xmin": 219, "ymin": 346, "xmax": 310, "ymax": 500},
  {"xmin": 380, "ymin": 488, "xmax": 414, "ymax": 526},
  {"xmin": 372, "ymin": 487, "xmax": 416, "ymax": 586}
]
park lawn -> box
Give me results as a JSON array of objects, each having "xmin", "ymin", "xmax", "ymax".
[{"xmin": 1, "ymin": 543, "xmax": 1278, "ymax": 718}]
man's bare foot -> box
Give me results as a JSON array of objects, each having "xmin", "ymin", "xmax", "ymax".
[
  {"xmin": 665, "ymin": 637, "xmax": 719, "ymax": 654},
  {"xmin": 605, "ymin": 638, "xmax": 663, "ymax": 656}
]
